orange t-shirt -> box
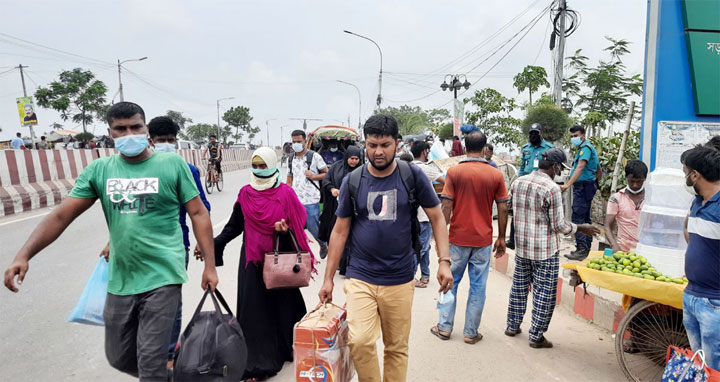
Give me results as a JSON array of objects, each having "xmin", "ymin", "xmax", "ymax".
[{"xmin": 442, "ymin": 159, "xmax": 508, "ymax": 247}]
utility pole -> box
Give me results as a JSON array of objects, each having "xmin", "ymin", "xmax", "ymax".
[
  {"xmin": 336, "ymin": 80, "xmax": 362, "ymax": 132},
  {"xmin": 216, "ymin": 97, "xmax": 235, "ymax": 143},
  {"xmin": 117, "ymin": 57, "xmax": 147, "ymax": 102},
  {"xmin": 553, "ymin": 0, "xmax": 567, "ymax": 107},
  {"xmin": 344, "ymin": 30, "xmax": 383, "ymax": 109},
  {"xmin": 440, "ymin": 74, "xmax": 471, "ymax": 137},
  {"xmin": 17, "ymin": 64, "xmax": 36, "ymax": 146},
  {"xmin": 266, "ymin": 119, "xmax": 278, "ymax": 148}
]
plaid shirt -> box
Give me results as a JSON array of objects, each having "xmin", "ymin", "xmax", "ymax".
[{"xmin": 509, "ymin": 171, "xmax": 577, "ymax": 260}]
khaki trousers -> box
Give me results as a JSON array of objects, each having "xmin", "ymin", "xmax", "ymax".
[{"xmin": 344, "ymin": 278, "xmax": 414, "ymax": 382}]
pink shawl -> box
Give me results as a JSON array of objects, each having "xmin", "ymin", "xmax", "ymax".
[{"xmin": 236, "ymin": 183, "xmax": 316, "ymax": 270}]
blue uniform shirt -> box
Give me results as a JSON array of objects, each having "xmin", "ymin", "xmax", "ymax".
[
  {"xmin": 518, "ymin": 140, "xmax": 554, "ymax": 176},
  {"xmin": 179, "ymin": 163, "xmax": 211, "ymax": 249},
  {"xmin": 570, "ymin": 140, "xmax": 599, "ymax": 182},
  {"xmin": 685, "ymin": 190, "xmax": 720, "ymax": 299}
]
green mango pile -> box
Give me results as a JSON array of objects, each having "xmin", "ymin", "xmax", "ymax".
[{"xmin": 586, "ymin": 251, "xmax": 687, "ymax": 284}]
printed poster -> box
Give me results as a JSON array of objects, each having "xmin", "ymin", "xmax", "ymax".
[
  {"xmin": 656, "ymin": 120, "xmax": 720, "ymax": 169},
  {"xmin": 16, "ymin": 97, "xmax": 38, "ymax": 127}
]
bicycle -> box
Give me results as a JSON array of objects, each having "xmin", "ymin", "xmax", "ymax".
[{"xmin": 205, "ymin": 158, "xmax": 224, "ymax": 194}]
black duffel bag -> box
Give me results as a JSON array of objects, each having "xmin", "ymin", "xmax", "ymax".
[{"xmin": 174, "ymin": 289, "xmax": 247, "ymax": 381}]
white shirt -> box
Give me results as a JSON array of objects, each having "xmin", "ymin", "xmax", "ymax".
[
  {"xmin": 412, "ymin": 160, "xmax": 441, "ymax": 222},
  {"xmin": 291, "ymin": 151, "xmax": 327, "ymax": 205}
]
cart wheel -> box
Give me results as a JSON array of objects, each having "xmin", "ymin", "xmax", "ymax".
[
  {"xmin": 615, "ymin": 300, "xmax": 689, "ymax": 381},
  {"xmin": 217, "ymin": 173, "xmax": 223, "ymax": 192}
]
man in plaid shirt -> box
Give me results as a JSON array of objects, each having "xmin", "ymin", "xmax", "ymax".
[{"xmin": 505, "ymin": 148, "xmax": 599, "ymax": 348}]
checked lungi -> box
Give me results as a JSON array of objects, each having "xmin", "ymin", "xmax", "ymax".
[{"xmin": 506, "ymin": 254, "xmax": 559, "ymax": 342}]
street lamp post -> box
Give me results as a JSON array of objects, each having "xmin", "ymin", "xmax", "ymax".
[
  {"xmin": 117, "ymin": 57, "xmax": 147, "ymax": 102},
  {"xmin": 266, "ymin": 119, "xmax": 278, "ymax": 148},
  {"xmin": 216, "ymin": 97, "xmax": 235, "ymax": 142},
  {"xmin": 344, "ymin": 30, "xmax": 382, "ymax": 109},
  {"xmin": 336, "ymin": 80, "xmax": 362, "ymax": 132},
  {"xmin": 440, "ymin": 74, "xmax": 471, "ymax": 136}
]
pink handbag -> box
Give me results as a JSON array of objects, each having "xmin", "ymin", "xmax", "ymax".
[{"xmin": 263, "ymin": 229, "xmax": 312, "ymax": 289}]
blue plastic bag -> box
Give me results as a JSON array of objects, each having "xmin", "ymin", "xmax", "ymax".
[{"xmin": 68, "ymin": 257, "xmax": 108, "ymax": 326}]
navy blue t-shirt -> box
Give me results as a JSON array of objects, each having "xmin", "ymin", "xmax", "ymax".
[
  {"xmin": 685, "ymin": 190, "xmax": 720, "ymax": 299},
  {"xmin": 336, "ymin": 163, "xmax": 440, "ymax": 285}
]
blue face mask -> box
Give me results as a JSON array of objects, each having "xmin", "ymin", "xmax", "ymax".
[
  {"xmin": 252, "ymin": 166, "xmax": 278, "ymax": 178},
  {"xmin": 571, "ymin": 137, "xmax": 582, "ymax": 147},
  {"xmin": 330, "ymin": 147, "xmax": 338, "ymax": 153},
  {"xmin": 115, "ymin": 134, "xmax": 149, "ymax": 157},
  {"xmin": 154, "ymin": 142, "xmax": 177, "ymax": 153}
]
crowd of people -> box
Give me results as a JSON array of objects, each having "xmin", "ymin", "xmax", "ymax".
[{"xmin": 3, "ymin": 103, "xmax": 719, "ymax": 381}]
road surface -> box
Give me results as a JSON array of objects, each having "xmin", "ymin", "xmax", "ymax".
[{"xmin": 0, "ymin": 168, "xmax": 626, "ymax": 381}]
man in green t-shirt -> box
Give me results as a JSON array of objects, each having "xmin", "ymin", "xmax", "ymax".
[{"xmin": 3, "ymin": 102, "xmax": 218, "ymax": 381}]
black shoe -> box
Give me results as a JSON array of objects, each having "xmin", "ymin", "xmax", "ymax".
[
  {"xmin": 565, "ymin": 248, "xmax": 589, "ymax": 261},
  {"xmin": 319, "ymin": 246, "xmax": 328, "ymax": 259},
  {"xmin": 529, "ymin": 337, "xmax": 553, "ymax": 349},
  {"xmin": 506, "ymin": 241, "xmax": 515, "ymax": 250},
  {"xmin": 505, "ymin": 327, "xmax": 522, "ymax": 337}
]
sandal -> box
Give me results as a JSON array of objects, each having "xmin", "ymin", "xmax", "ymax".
[
  {"xmin": 420, "ymin": 277, "xmax": 430, "ymax": 285},
  {"xmin": 464, "ymin": 333, "xmax": 483, "ymax": 344},
  {"xmin": 430, "ymin": 325, "xmax": 451, "ymax": 340},
  {"xmin": 414, "ymin": 279, "xmax": 427, "ymax": 288}
]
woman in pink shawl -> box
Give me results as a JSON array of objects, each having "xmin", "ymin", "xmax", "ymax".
[{"xmin": 203, "ymin": 147, "xmax": 314, "ymax": 381}]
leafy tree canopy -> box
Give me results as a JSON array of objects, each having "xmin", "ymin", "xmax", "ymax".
[
  {"xmin": 521, "ymin": 104, "xmax": 573, "ymax": 143},
  {"xmin": 34, "ymin": 68, "xmax": 108, "ymax": 133},
  {"xmin": 513, "ymin": 65, "xmax": 550, "ymax": 106},
  {"xmin": 464, "ymin": 88, "xmax": 523, "ymax": 147}
]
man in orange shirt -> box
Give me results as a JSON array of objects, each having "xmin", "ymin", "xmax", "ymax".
[{"xmin": 430, "ymin": 132, "xmax": 508, "ymax": 344}]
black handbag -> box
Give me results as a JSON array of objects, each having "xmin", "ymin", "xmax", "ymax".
[{"xmin": 174, "ymin": 289, "xmax": 248, "ymax": 381}]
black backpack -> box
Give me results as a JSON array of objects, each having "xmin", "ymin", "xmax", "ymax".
[
  {"xmin": 347, "ymin": 160, "xmax": 422, "ymax": 263},
  {"xmin": 289, "ymin": 150, "xmax": 321, "ymax": 191},
  {"xmin": 174, "ymin": 289, "xmax": 247, "ymax": 381}
]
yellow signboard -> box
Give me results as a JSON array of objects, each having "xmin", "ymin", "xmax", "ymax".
[{"xmin": 17, "ymin": 97, "xmax": 38, "ymax": 127}]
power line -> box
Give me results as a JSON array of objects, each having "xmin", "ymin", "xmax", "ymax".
[{"xmin": 0, "ymin": 33, "xmax": 115, "ymax": 68}]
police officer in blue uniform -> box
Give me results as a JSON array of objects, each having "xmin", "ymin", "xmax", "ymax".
[
  {"xmin": 562, "ymin": 125, "xmax": 600, "ymax": 261},
  {"xmin": 507, "ymin": 123, "xmax": 554, "ymax": 249}
]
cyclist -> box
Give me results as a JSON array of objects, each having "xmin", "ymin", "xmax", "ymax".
[{"xmin": 202, "ymin": 134, "xmax": 223, "ymax": 182}]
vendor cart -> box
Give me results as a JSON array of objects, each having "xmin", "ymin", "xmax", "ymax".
[{"xmin": 564, "ymin": 251, "xmax": 688, "ymax": 382}]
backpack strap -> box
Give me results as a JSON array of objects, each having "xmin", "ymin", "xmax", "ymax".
[
  {"xmin": 396, "ymin": 160, "xmax": 418, "ymax": 207},
  {"xmin": 348, "ymin": 164, "xmax": 364, "ymax": 216}
]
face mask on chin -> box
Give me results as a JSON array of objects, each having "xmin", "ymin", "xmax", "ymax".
[
  {"xmin": 626, "ymin": 185, "xmax": 644, "ymax": 194},
  {"xmin": 685, "ymin": 171, "xmax": 699, "ymax": 196},
  {"xmin": 529, "ymin": 134, "xmax": 542, "ymax": 146}
]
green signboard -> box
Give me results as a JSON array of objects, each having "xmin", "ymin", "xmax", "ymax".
[
  {"xmin": 685, "ymin": 31, "xmax": 720, "ymax": 115},
  {"xmin": 682, "ymin": 0, "xmax": 720, "ymax": 31}
]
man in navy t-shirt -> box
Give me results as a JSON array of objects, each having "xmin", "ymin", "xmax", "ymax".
[
  {"xmin": 681, "ymin": 145, "xmax": 720, "ymax": 371},
  {"xmin": 319, "ymin": 115, "xmax": 453, "ymax": 382}
]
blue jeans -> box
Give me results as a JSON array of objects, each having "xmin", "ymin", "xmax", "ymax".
[
  {"xmin": 683, "ymin": 293, "xmax": 720, "ymax": 371},
  {"xmin": 438, "ymin": 244, "xmax": 492, "ymax": 338},
  {"xmin": 304, "ymin": 203, "xmax": 327, "ymax": 248},
  {"xmin": 572, "ymin": 180, "xmax": 597, "ymax": 251},
  {"xmin": 415, "ymin": 222, "xmax": 432, "ymax": 279}
]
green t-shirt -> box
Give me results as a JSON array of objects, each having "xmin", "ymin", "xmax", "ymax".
[{"xmin": 69, "ymin": 152, "xmax": 200, "ymax": 295}]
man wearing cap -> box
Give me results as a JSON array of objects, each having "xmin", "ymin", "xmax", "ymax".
[
  {"xmin": 507, "ymin": 123, "xmax": 554, "ymax": 249},
  {"xmin": 505, "ymin": 148, "xmax": 599, "ymax": 348},
  {"xmin": 561, "ymin": 125, "xmax": 600, "ymax": 261}
]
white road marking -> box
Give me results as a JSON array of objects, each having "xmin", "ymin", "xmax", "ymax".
[{"xmin": 0, "ymin": 210, "xmax": 52, "ymax": 227}]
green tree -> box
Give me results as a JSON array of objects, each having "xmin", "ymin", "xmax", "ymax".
[
  {"xmin": 464, "ymin": 88, "xmax": 523, "ymax": 147},
  {"xmin": 513, "ymin": 65, "xmax": 550, "ymax": 107},
  {"xmin": 34, "ymin": 68, "xmax": 108, "ymax": 133},
  {"xmin": 438, "ymin": 122, "xmax": 454, "ymax": 140},
  {"xmin": 378, "ymin": 105, "xmax": 432, "ymax": 136},
  {"xmin": 590, "ymin": 130, "xmax": 640, "ymax": 198},
  {"xmin": 563, "ymin": 37, "xmax": 643, "ymax": 136},
  {"xmin": 185, "ymin": 123, "xmax": 217, "ymax": 142},
  {"xmin": 521, "ymin": 104, "xmax": 573, "ymax": 143},
  {"xmin": 222, "ymin": 106, "xmax": 253, "ymax": 143},
  {"xmin": 166, "ymin": 110, "xmax": 193, "ymax": 138},
  {"xmin": 247, "ymin": 126, "xmax": 261, "ymax": 143}
]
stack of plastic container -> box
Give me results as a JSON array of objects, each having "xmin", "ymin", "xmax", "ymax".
[{"xmin": 635, "ymin": 168, "xmax": 695, "ymax": 278}]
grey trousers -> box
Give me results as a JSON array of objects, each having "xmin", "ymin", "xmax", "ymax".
[{"xmin": 104, "ymin": 284, "xmax": 181, "ymax": 382}]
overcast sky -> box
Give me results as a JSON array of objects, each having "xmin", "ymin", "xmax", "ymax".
[{"xmin": 0, "ymin": 0, "xmax": 647, "ymax": 148}]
